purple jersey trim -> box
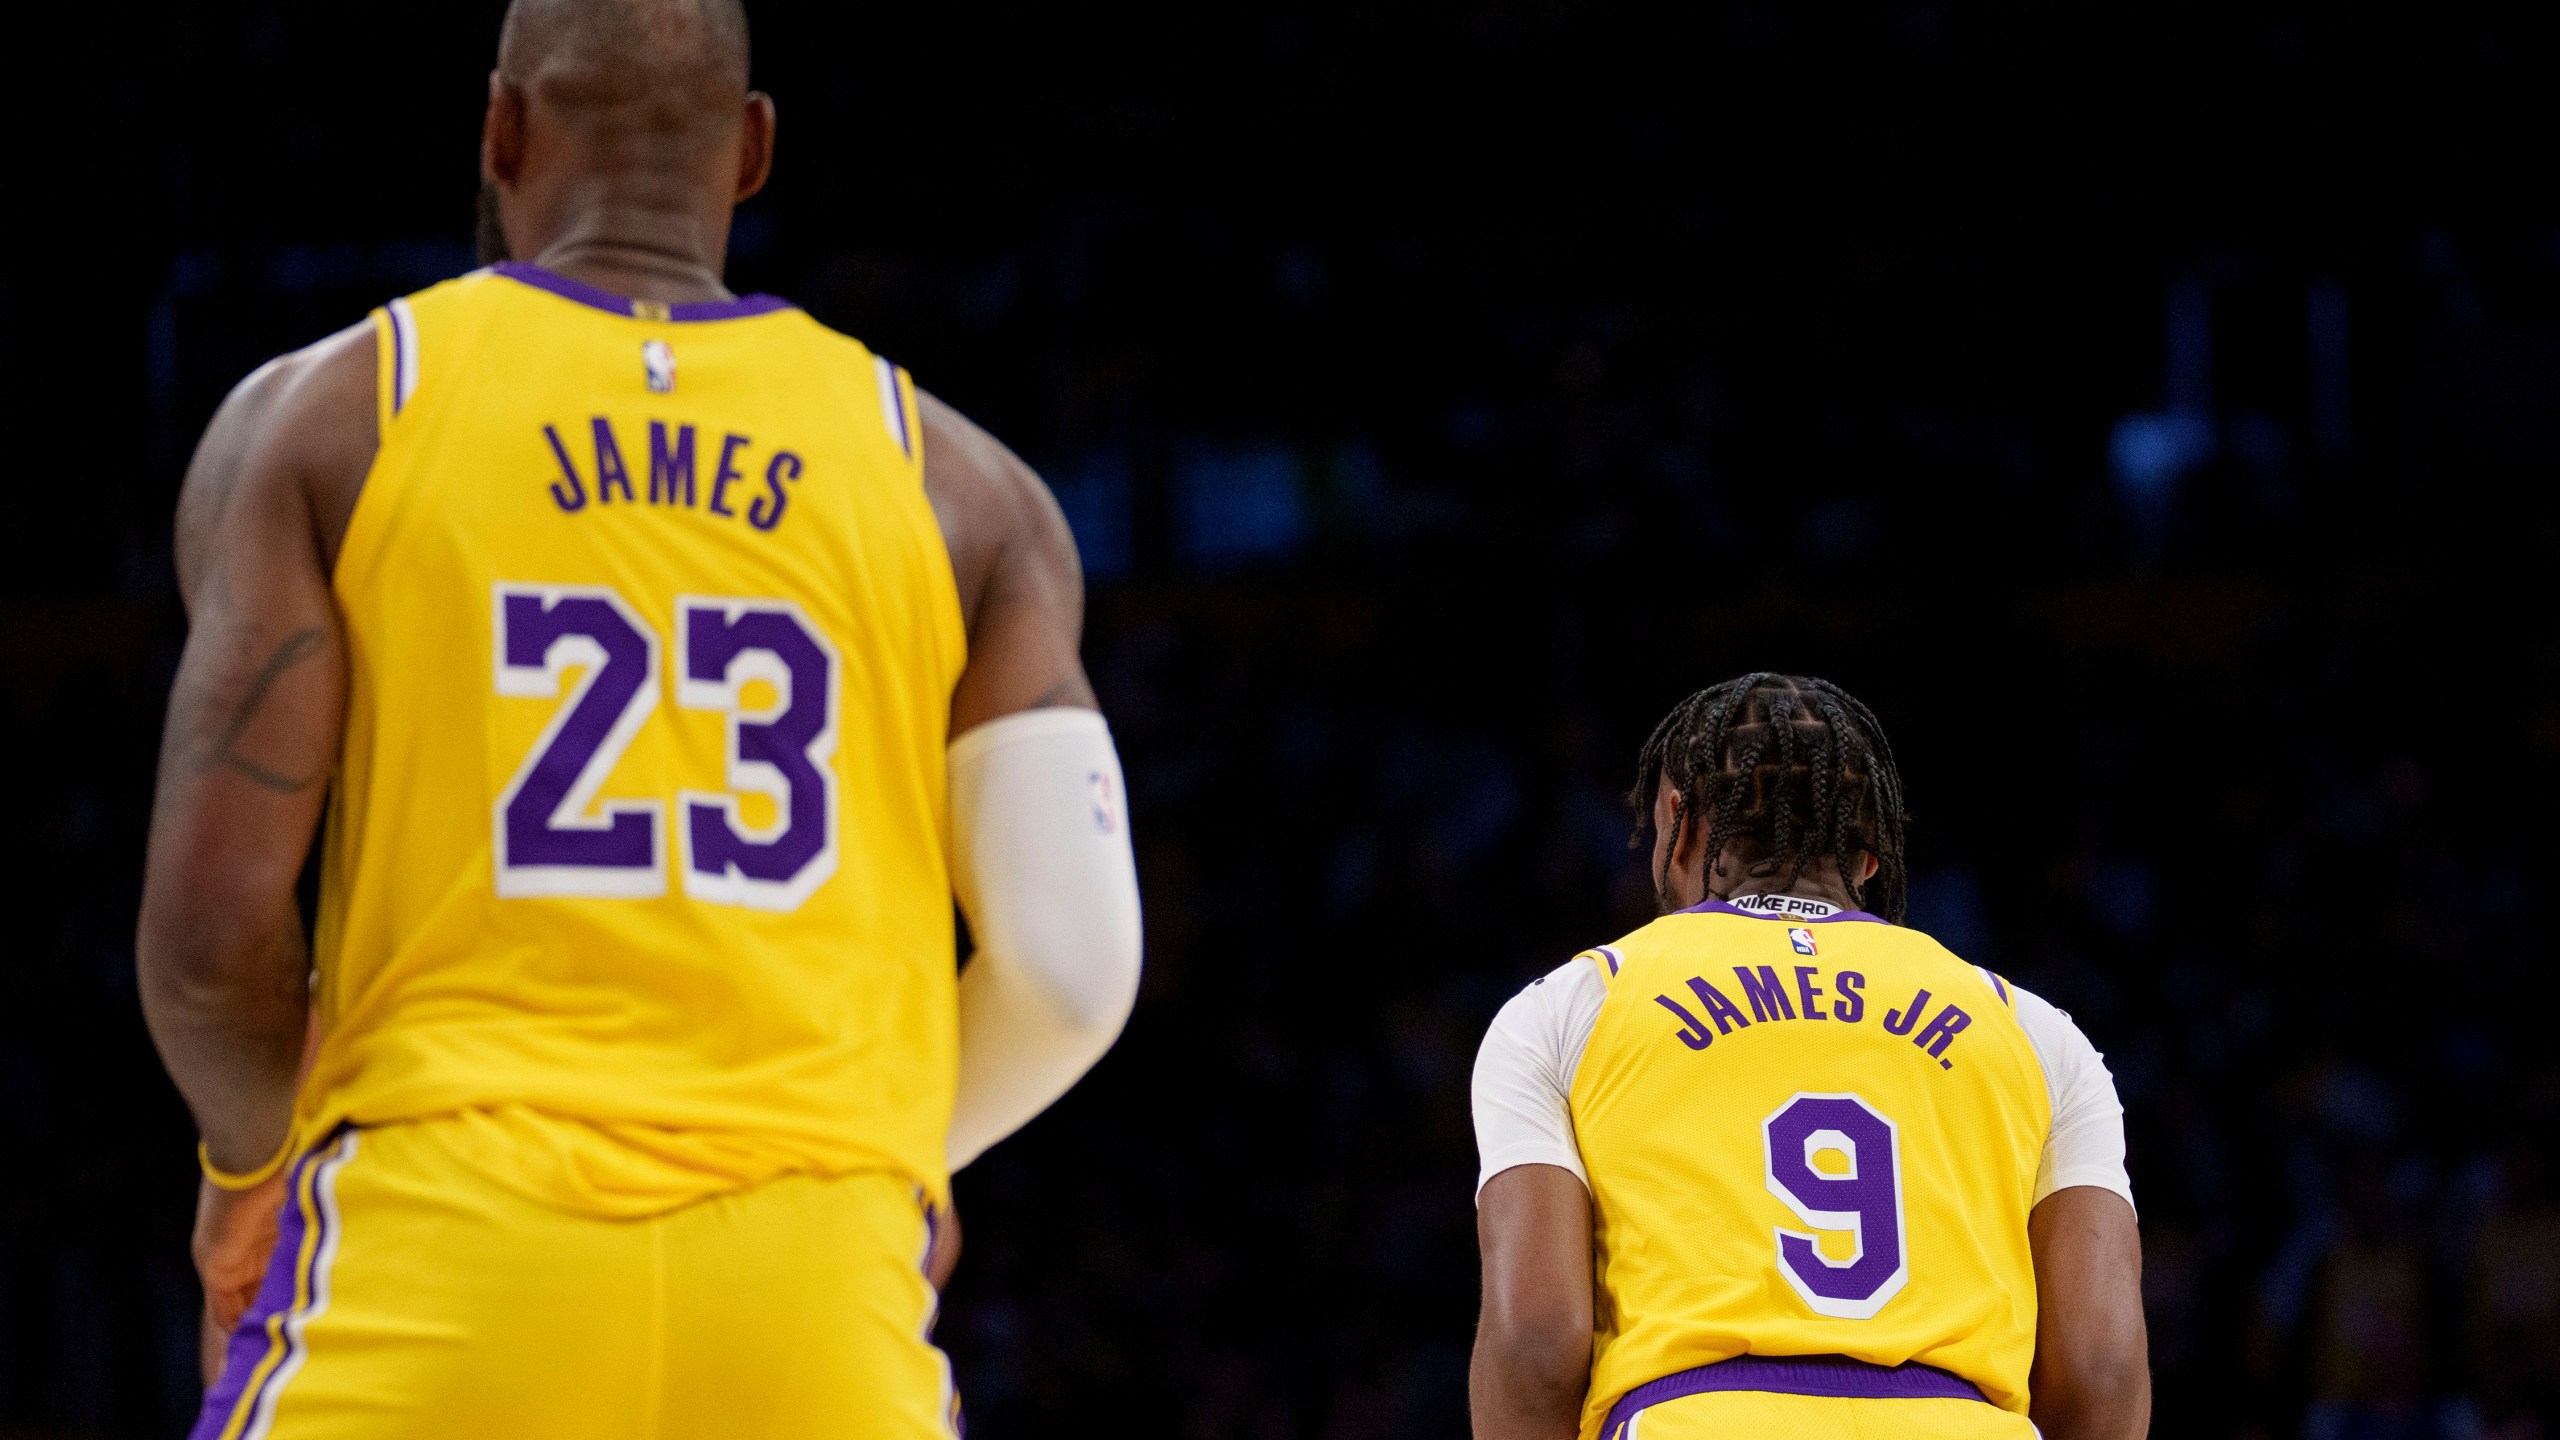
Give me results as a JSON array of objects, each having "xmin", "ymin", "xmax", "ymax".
[
  {"xmin": 1677, "ymin": 896, "xmax": 1885, "ymax": 925},
  {"xmin": 189, "ymin": 1147, "xmax": 320, "ymax": 1440},
  {"xmin": 1599, "ymin": 1354, "xmax": 1988, "ymax": 1437},
  {"xmin": 492, "ymin": 262, "xmax": 793, "ymax": 321}
]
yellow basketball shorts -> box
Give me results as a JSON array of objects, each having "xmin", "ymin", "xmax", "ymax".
[
  {"xmin": 191, "ymin": 1124, "xmax": 961, "ymax": 1440},
  {"xmin": 1597, "ymin": 1356, "xmax": 2039, "ymax": 1440}
]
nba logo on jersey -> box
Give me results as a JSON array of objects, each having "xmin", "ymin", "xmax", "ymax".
[
  {"xmin": 643, "ymin": 338, "xmax": 676, "ymax": 394},
  {"xmin": 1788, "ymin": 926, "xmax": 1818, "ymax": 956}
]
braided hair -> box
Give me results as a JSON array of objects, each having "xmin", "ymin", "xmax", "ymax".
[{"xmin": 1630, "ymin": 673, "xmax": 1911, "ymax": 922}]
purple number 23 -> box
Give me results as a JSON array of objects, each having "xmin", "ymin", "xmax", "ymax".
[{"xmin": 494, "ymin": 585, "xmax": 838, "ymax": 911}]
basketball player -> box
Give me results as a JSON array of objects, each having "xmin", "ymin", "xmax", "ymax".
[
  {"xmin": 1469, "ymin": 675, "xmax": 2148, "ymax": 1439},
  {"xmin": 135, "ymin": 2, "xmax": 1143, "ymax": 1435}
]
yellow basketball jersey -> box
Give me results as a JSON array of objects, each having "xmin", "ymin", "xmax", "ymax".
[
  {"xmin": 298, "ymin": 263, "xmax": 965, "ymax": 1217},
  {"xmin": 1569, "ymin": 900, "xmax": 2050, "ymax": 1436}
]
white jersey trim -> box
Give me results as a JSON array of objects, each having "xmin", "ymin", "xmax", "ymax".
[
  {"xmin": 385, "ymin": 297, "xmax": 421, "ymax": 415},
  {"xmin": 1470, "ymin": 933, "xmax": 2135, "ymax": 1215},
  {"xmin": 873, "ymin": 355, "xmax": 912, "ymax": 458}
]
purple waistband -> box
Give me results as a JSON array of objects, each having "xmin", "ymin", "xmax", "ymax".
[{"xmin": 1599, "ymin": 1354, "xmax": 1987, "ymax": 1437}]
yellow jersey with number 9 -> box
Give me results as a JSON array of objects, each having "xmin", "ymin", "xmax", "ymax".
[
  {"xmin": 298, "ymin": 263, "xmax": 965, "ymax": 1218},
  {"xmin": 1569, "ymin": 900, "xmax": 2051, "ymax": 1436}
]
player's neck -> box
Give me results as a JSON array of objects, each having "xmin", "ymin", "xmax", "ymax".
[
  {"xmin": 1707, "ymin": 858, "xmax": 1859, "ymax": 912},
  {"xmin": 524, "ymin": 239, "xmax": 733, "ymax": 306},
  {"xmin": 513, "ymin": 187, "xmax": 737, "ymax": 307},
  {"xmin": 1714, "ymin": 884, "xmax": 1856, "ymax": 913}
]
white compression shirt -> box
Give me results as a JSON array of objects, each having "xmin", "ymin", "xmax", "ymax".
[{"xmin": 1470, "ymin": 898, "xmax": 2134, "ymax": 1213}]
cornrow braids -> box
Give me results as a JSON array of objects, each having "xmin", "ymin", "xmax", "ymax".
[{"xmin": 1629, "ymin": 673, "xmax": 1911, "ymax": 922}]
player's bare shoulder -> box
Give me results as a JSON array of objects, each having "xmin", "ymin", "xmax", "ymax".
[
  {"xmin": 915, "ymin": 389, "xmax": 1096, "ymax": 728},
  {"xmin": 915, "ymin": 391, "xmax": 1080, "ymax": 628},
  {"xmin": 174, "ymin": 320, "xmax": 380, "ymax": 596}
]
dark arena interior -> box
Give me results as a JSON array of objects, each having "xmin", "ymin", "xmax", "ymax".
[{"xmin": 4, "ymin": 1, "xmax": 2559, "ymax": 1436}]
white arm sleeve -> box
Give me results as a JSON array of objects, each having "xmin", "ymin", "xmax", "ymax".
[
  {"xmin": 2007, "ymin": 977, "xmax": 2136, "ymax": 1214},
  {"xmin": 1470, "ymin": 958, "xmax": 1606, "ymax": 1198},
  {"xmin": 945, "ymin": 708, "xmax": 1143, "ymax": 1172}
]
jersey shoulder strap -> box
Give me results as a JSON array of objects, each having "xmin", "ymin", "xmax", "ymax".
[{"xmin": 366, "ymin": 268, "xmax": 507, "ymax": 435}]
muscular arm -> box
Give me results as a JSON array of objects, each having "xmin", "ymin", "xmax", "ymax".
[
  {"xmin": 919, "ymin": 390, "xmax": 1096, "ymax": 731},
  {"xmin": 2028, "ymin": 1186, "xmax": 2151, "ymax": 1440},
  {"xmin": 920, "ymin": 391, "xmax": 1139, "ymax": 1177},
  {"xmin": 1470, "ymin": 1164, "xmax": 1594, "ymax": 1440},
  {"xmin": 141, "ymin": 322, "xmax": 372, "ymax": 1172},
  {"xmin": 138, "ymin": 321, "xmax": 374, "ymax": 1372}
]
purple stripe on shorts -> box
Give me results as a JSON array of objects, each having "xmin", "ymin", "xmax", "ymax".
[
  {"xmin": 492, "ymin": 261, "xmax": 792, "ymax": 322},
  {"xmin": 916, "ymin": 1190, "xmax": 967, "ymax": 1438},
  {"xmin": 1599, "ymin": 1353, "xmax": 1988, "ymax": 1438},
  {"xmin": 1676, "ymin": 897, "xmax": 1885, "ymax": 925},
  {"xmin": 188, "ymin": 1149, "xmax": 318, "ymax": 1440}
]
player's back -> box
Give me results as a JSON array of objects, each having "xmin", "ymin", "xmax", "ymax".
[
  {"xmin": 1568, "ymin": 898, "xmax": 2049, "ymax": 1436},
  {"xmin": 303, "ymin": 262, "xmax": 965, "ymax": 1214}
]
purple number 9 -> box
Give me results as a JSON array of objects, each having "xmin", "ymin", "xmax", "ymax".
[{"xmin": 1762, "ymin": 1093, "xmax": 1910, "ymax": 1319}]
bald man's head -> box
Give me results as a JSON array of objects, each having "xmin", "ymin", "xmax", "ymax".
[
  {"xmin": 497, "ymin": 0, "xmax": 751, "ymax": 149},
  {"xmin": 478, "ymin": 0, "xmax": 772, "ymax": 272}
]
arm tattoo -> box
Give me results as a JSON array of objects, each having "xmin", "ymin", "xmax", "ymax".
[
  {"xmin": 1028, "ymin": 679, "xmax": 1083, "ymax": 710},
  {"xmin": 199, "ymin": 627, "xmax": 331, "ymax": 794}
]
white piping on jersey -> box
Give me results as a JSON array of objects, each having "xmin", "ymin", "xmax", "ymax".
[
  {"xmin": 385, "ymin": 298, "xmax": 421, "ymax": 415},
  {"xmin": 873, "ymin": 355, "xmax": 912, "ymax": 458}
]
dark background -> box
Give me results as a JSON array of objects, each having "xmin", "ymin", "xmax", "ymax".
[{"xmin": 4, "ymin": 0, "xmax": 2558, "ymax": 1435}]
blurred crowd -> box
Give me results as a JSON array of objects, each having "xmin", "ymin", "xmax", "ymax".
[{"xmin": 4, "ymin": 2, "xmax": 2558, "ymax": 1436}]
